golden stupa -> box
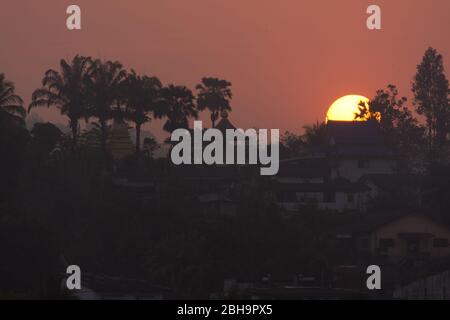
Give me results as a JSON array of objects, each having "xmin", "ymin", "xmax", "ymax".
[{"xmin": 107, "ymin": 119, "xmax": 134, "ymax": 160}]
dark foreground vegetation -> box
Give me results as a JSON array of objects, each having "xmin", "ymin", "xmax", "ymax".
[{"xmin": 0, "ymin": 47, "xmax": 449, "ymax": 298}]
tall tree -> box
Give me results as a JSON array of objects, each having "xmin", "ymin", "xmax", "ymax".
[
  {"xmin": 196, "ymin": 77, "xmax": 232, "ymax": 128},
  {"xmin": 86, "ymin": 60, "xmax": 127, "ymax": 154},
  {"xmin": 122, "ymin": 71, "xmax": 162, "ymax": 157},
  {"xmin": 412, "ymin": 47, "xmax": 449, "ymax": 165},
  {"xmin": 0, "ymin": 73, "xmax": 26, "ymax": 120},
  {"xmin": 30, "ymin": 122, "xmax": 62, "ymax": 152},
  {"xmin": 356, "ymin": 85, "xmax": 425, "ymax": 171},
  {"xmin": 29, "ymin": 55, "xmax": 92, "ymax": 145},
  {"xmin": 0, "ymin": 75, "xmax": 29, "ymax": 202},
  {"xmin": 156, "ymin": 85, "xmax": 198, "ymax": 134}
]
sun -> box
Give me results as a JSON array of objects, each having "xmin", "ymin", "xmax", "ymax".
[{"xmin": 326, "ymin": 95, "xmax": 370, "ymax": 123}]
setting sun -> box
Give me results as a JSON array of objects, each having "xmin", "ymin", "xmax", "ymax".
[{"xmin": 326, "ymin": 95, "xmax": 370, "ymax": 122}]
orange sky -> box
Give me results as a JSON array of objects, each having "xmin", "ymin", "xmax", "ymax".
[{"xmin": 1, "ymin": 0, "xmax": 450, "ymax": 140}]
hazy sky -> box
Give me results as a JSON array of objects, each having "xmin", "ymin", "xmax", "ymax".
[{"xmin": 1, "ymin": 0, "xmax": 450, "ymax": 140}]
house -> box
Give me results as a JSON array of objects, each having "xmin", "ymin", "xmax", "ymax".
[
  {"xmin": 326, "ymin": 121, "xmax": 397, "ymax": 182},
  {"xmin": 276, "ymin": 156, "xmax": 331, "ymax": 184},
  {"xmin": 393, "ymin": 269, "xmax": 450, "ymax": 300},
  {"xmin": 272, "ymin": 121, "xmax": 397, "ymax": 213},
  {"xmin": 335, "ymin": 213, "xmax": 450, "ymax": 264},
  {"xmin": 272, "ymin": 180, "xmax": 369, "ymax": 212},
  {"xmin": 359, "ymin": 173, "xmax": 423, "ymax": 207}
]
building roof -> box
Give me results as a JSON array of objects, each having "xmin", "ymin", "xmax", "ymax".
[
  {"xmin": 215, "ymin": 112, "xmax": 236, "ymax": 132},
  {"xmin": 326, "ymin": 121, "xmax": 393, "ymax": 157},
  {"xmin": 359, "ymin": 174, "xmax": 422, "ymax": 193},
  {"xmin": 333, "ymin": 212, "xmax": 449, "ymax": 235}
]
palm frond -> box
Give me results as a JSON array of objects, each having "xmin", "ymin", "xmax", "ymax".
[{"xmin": 2, "ymin": 104, "xmax": 26, "ymax": 118}]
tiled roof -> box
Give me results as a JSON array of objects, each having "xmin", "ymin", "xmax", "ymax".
[
  {"xmin": 326, "ymin": 121, "xmax": 393, "ymax": 157},
  {"xmin": 215, "ymin": 117, "xmax": 236, "ymax": 131}
]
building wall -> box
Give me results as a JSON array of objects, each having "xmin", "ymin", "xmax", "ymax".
[
  {"xmin": 365, "ymin": 215, "xmax": 450, "ymax": 261},
  {"xmin": 277, "ymin": 190, "xmax": 368, "ymax": 212},
  {"xmin": 332, "ymin": 158, "xmax": 396, "ymax": 182},
  {"xmin": 318, "ymin": 192, "xmax": 367, "ymax": 212},
  {"xmin": 393, "ymin": 270, "xmax": 450, "ymax": 300}
]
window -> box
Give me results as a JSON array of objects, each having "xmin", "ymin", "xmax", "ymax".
[
  {"xmin": 323, "ymin": 191, "xmax": 336, "ymax": 203},
  {"xmin": 347, "ymin": 193, "xmax": 354, "ymax": 203},
  {"xmin": 433, "ymin": 238, "xmax": 449, "ymax": 248},
  {"xmin": 358, "ymin": 159, "xmax": 370, "ymax": 169},
  {"xmin": 379, "ymin": 238, "xmax": 395, "ymax": 251}
]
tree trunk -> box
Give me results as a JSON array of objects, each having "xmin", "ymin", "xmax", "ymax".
[
  {"xmin": 135, "ymin": 123, "xmax": 141, "ymax": 157},
  {"xmin": 100, "ymin": 120, "xmax": 108, "ymax": 156},
  {"xmin": 211, "ymin": 113, "xmax": 216, "ymax": 128},
  {"xmin": 70, "ymin": 120, "xmax": 78, "ymax": 148}
]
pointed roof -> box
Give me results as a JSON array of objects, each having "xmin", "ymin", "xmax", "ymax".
[{"xmin": 215, "ymin": 110, "xmax": 236, "ymax": 132}]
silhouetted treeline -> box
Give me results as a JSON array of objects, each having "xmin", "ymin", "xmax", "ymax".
[{"xmin": 0, "ymin": 47, "xmax": 449, "ymax": 298}]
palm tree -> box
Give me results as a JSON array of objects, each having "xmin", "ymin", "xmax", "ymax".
[
  {"xmin": 29, "ymin": 55, "xmax": 92, "ymax": 145},
  {"xmin": 122, "ymin": 71, "xmax": 162, "ymax": 157},
  {"xmin": 0, "ymin": 73, "xmax": 25, "ymax": 120},
  {"xmin": 196, "ymin": 77, "xmax": 232, "ymax": 128},
  {"xmin": 156, "ymin": 84, "xmax": 198, "ymax": 134},
  {"xmin": 86, "ymin": 59, "xmax": 127, "ymax": 153}
]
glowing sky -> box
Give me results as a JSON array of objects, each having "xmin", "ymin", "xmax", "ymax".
[
  {"xmin": 1, "ymin": 0, "xmax": 450, "ymax": 140},
  {"xmin": 326, "ymin": 95, "xmax": 369, "ymax": 122}
]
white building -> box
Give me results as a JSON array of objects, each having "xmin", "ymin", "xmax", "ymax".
[{"xmin": 273, "ymin": 121, "xmax": 397, "ymax": 213}]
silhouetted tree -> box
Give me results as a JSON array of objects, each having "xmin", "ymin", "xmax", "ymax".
[
  {"xmin": 0, "ymin": 75, "xmax": 28, "ymax": 199},
  {"xmin": 302, "ymin": 121, "xmax": 327, "ymax": 151},
  {"xmin": 196, "ymin": 77, "xmax": 232, "ymax": 128},
  {"xmin": 30, "ymin": 123, "xmax": 62, "ymax": 154},
  {"xmin": 157, "ymin": 85, "xmax": 198, "ymax": 134},
  {"xmin": 356, "ymin": 85, "xmax": 425, "ymax": 171},
  {"xmin": 86, "ymin": 59, "xmax": 127, "ymax": 154},
  {"xmin": 280, "ymin": 131, "xmax": 304, "ymax": 158},
  {"xmin": 280, "ymin": 122, "xmax": 327, "ymax": 157},
  {"xmin": 122, "ymin": 71, "xmax": 162, "ymax": 157},
  {"xmin": 0, "ymin": 73, "xmax": 25, "ymax": 120},
  {"xmin": 29, "ymin": 55, "xmax": 92, "ymax": 145},
  {"xmin": 143, "ymin": 137, "xmax": 159, "ymax": 159},
  {"xmin": 0, "ymin": 106, "xmax": 29, "ymax": 204},
  {"xmin": 412, "ymin": 47, "xmax": 449, "ymax": 165}
]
